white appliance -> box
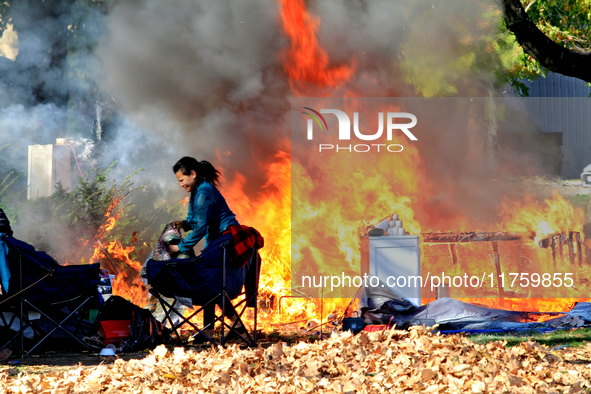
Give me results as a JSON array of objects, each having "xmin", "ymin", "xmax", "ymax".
[
  {"xmin": 27, "ymin": 140, "xmax": 73, "ymax": 200},
  {"xmin": 361, "ymin": 235, "xmax": 421, "ymax": 306}
]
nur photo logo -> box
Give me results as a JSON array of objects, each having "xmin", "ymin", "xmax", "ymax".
[{"xmin": 302, "ymin": 107, "xmax": 418, "ymax": 153}]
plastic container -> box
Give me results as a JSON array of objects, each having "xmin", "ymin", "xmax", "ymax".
[
  {"xmin": 99, "ymin": 348, "xmax": 116, "ymax": 356},
  {"xmin": 99, "ymin": 320, "xmax": 130, "ymax": 344},
  {"xmin": 363, "ymin": 324, "xmax": 388, "ymax": 332}
]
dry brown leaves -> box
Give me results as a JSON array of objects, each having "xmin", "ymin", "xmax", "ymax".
[{"xmin": 1, "ymin": 326, "xmax": 591, "ymax": 393}]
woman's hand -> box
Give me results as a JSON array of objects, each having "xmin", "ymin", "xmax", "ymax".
[
  {"xmin": 168, "ymin": 244, "xmax": 180, "ymax": 253},
  {"xmin": 171, "ymin": 221, "xmax": 184, "ymax": 230}
]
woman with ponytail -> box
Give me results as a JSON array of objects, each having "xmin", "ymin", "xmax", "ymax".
[
  {"xmin": 167, "ymin": 156, "xmax": 243, "ymax": 340},
  {"xmin": 169, "ymin": 156, "xmax": 239, "ymax": 253}
]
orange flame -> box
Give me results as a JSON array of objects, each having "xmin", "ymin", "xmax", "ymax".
[
  {"xmin": 279, "ymin": 0, "xmax": 356, "ymax": 90},
  {"xmin": 89, "ymin": 202, "xmax": 147, "ymax": 308},
  {"xmin": 500, "ymin": 190, "xmax": 585, "ymax": 245}
]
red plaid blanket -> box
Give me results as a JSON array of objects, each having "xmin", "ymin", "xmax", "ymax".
[{"xmin": 226, "ymin": 225, "xmax": 264, "ymax": 269}]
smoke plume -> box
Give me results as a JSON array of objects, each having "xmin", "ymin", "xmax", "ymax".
[{"xmin": 0, "ymin": 0, "xmax": 561, "ymax": 258}]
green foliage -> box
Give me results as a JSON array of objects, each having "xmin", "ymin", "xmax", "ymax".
[
  {"xmin": 507, "ymin": 0, "xmax": 591, "ymax": 88},
  {"xmin": 524, "ymin": 0, "xmax": 591, "ymax": 52},
  {"xmin": 0, "ymin": 170, "xmax": 21, "ymax": 202},
  {"xmin": 400, "ymin": 0, "xmax": 591, "ymax": 97},
  {"xmin": 0, "ymin": 145, "xmax": 24, "ymax": 222},
  {"xmin": 566, "ymin": 193, "xmax": 591, "ymax": 209},
  {"xmin": 66, "ymin": 161, "xmax": 143, "ymax": 241},
  {"xmin": 469, "ymin": 327, "xmax": 591, "ymax": 348},
  {"xmin": 0, "ymin": 162, "xmax": 142, "ymax": 262},
  {"xmin": 400, "ymin": 1, "xmax": 523, "ymax": 97}
]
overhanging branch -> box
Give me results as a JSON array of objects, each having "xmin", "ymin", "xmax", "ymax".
[{"xmin": 501, "ymin": 0, "xmax": 591, "ymax": 83}]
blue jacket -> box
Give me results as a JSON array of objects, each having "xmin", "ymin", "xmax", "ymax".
[{"xmin": 178, "ymin": 180, "xmax": 239, "ymax": 253}]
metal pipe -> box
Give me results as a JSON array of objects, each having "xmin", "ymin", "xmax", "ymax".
[
  {"xmin": 254, "ymin": 252, "xmax": 258, "ymax": 346},
  {"xmin": 320, "ymin": 282, "xmax": 324, "ymax": 340},
  {"xmin": 551, "ymin": 235, "xmax": 557, "ymax": 271},
  {"xmin": 492, "ymin": 242, "xmax": 505, "ymax": 299},
  {"xmin": 221, "ymin": 244, "xmax": 227, "ymax": 346},
  {"xmin": 568, "ymin": 232, "xmax": 575, "ymax": 265}
]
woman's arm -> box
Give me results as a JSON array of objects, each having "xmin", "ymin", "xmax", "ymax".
[{"xmin": 177, "ymin": 191, "xmax": 215, "ymax": 253}]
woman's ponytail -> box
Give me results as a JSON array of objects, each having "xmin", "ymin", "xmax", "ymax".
[{"xmin": 198, "ymin": 161, "xmax": 221, "ymax": 187}]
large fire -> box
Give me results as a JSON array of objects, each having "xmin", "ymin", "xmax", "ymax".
[{"xmin": 88, "ymin": 0, "xmax": 590, "ymax": 333}]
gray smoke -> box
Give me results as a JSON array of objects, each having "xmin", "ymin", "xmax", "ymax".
[
  {"xmin": 95, "ymin": 0, "xmax": 288, "ymax": 193},
  {"xmin": 0, "ymin": 1, "xmax": 94, "ymax": 178}
]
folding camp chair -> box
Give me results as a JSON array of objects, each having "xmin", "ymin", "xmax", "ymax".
[
  {"xmin": 147, "ymin": 235, "xmax": 261, "ymax": 347},
  {"xmin": 0, "ymin": 236, "xmax": 100, "ymax": 357}
]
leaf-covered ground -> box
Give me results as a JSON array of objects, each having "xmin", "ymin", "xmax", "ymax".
[{"xmin": 1, "ymin": 326, "xmax": 591, "ymax": 393}]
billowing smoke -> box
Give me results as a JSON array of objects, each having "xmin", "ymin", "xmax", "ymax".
[
  {"xmin": 0, "ymin": 1, "xmax": 93, "ymax": 180},
  {"xmin": 0, "ymin": 0, "xmax": 561, "ymax": 259},
  {"xmin": 95, "ymin": 0, "xmax": 289, "ymax": 194}
]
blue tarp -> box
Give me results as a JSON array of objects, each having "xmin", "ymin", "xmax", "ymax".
[
  {"xmin": 363, "ymin": 296, "xmax": 591, "ymax": 332},
  {"xmin": 439, "ymin": 328, "xmax": 561, "ymax": 335},
  {"xmin": 360, "ymin": 276, "xmax": 591, "ymax": 331}
]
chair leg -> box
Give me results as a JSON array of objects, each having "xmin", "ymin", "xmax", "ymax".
[
  {"xmin": 0, "ymin": 317, "xmax": 33, "ymax": 355},
  {"xmin": 149, "ymin": 292, "xmax": 183, "ymax": 343},
  {"xmin": 0, "ymin": 311, "xmax": 19, "ymax": 351},
  {"xmin": 221, "ymin": 293, "xmax": 258, "ymax": 347},
  {"xmin": 0, "ymin": 308, "xmax": 35, "ymax": 357},
  {"xmin": 253, "ymin": 252, "xmax": 259, "ymax": 346},
  {"xmin": 147, "ymin": 239, "xmax": 261, "ymax": 348},
  {"xmin": 19, "ymin": 258, "xmax": 23, "ymax": 358},
  {"xmin": 253, "ymin": 291, "xmax": 258, "ymax": 346},
  {"xmin": 23, "ymin": 297, "xmax": 92, "ymax": 355},
  {"xmin": 221, "ymin": 248, "xmax": 260, "ymax": 347},
  {"xmin": 149, "ymin": 290, "xmax": 220, "ymax": 346}
]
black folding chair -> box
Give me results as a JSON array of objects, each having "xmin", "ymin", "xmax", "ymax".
[
  {"xmin": 147, "ymin": 235, "xmax": 261, "ymax": 347},
  {"xmin": 0, "ymin": 236, "xmax": 100, "ymax": 357}
]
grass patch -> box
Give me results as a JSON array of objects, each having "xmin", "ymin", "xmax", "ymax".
[
  {"xmin": 566, "ymin": 193, "xmax": 591, "ymax": 208},
  {"xmin": 468, "ymin": 327, "xmax": 591, "ymax": 349}
]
